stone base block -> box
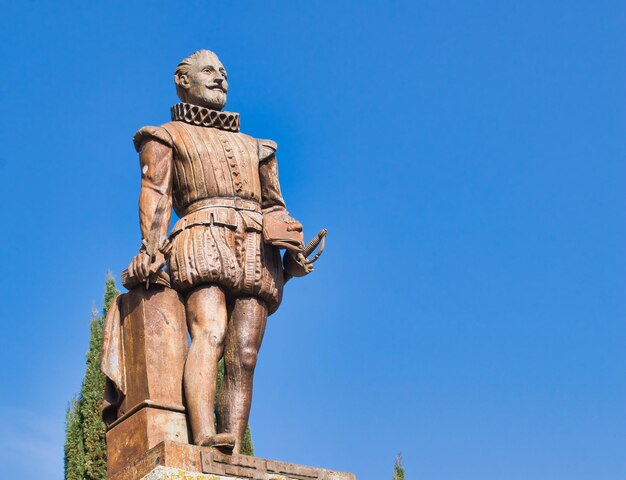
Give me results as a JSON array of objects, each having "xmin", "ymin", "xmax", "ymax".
[
  {"xmin": 107, "ymin": 407, "xmax": 190, "ymax": 477},
  {"xmin": 118, "ymin": 286, "xmax": 188, "ymax": 417},
  {"xmin": 110, "ymin": 441, "xmax": 355, "ymax": 480}
]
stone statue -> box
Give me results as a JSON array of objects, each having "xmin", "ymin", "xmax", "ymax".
[{"xmin": 102, "ymin": 49, "xmax": 325, "ymax": 465}]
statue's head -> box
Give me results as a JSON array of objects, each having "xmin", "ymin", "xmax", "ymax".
[{"xmin": 174, "ymin": 50, "xmax": 228, "ymax": 110}]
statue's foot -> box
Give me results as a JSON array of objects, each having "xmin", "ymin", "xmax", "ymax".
[{"xmin": 198, "ymin": 432, "xmax": 236, "ymax": 453}]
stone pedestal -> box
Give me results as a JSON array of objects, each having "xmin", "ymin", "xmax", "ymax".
[
  {"xmin": 110, "ymin": 441, "xmax": 355, "ymax": 480},
  {"xmin": 106, "ymin": 405, "xmax": 189, "ymax": 476},
  {"xmin": 118, "ymin": 287, "xmax": 189, "ymax": 418},
  {"xmin": 103, "ymin": 287, "xmax": 191, "ymax": 476}
]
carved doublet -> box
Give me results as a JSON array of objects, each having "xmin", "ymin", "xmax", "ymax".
[
  {"xmin": 132, "ymin": 117, "xmax": 284, "ymax": 310},
  {"xmin": 161, "ymin": 121, "xmax": 262, "ymax": 216}
]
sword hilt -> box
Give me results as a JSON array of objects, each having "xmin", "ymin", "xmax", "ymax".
[{"xmin": 302, "ymin": 228, "xmax": 327, "ymax": 263}]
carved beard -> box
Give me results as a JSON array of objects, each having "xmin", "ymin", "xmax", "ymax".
[
  {"xmin": 186, "ymin": 89, "xmax": 226, "ymax": 111},
  {"xmin": 202, "ymin": 90, "xmax": 227, "ymax": 110}
]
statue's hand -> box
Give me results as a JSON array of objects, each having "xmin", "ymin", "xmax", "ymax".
[
  {"xmin": 262, "ymin": 210, "xmax": 304, "ymax": 252},
  {"xmin": 127, "ymin": 252, "xmax": 162, "ymax": 283},
  {"xmin": 277, "ymin": 213, "xmax": 303, "ymax": 233},
  {"xmin": 123, "ymin": 238, "xmax": 171, "ymax": 289},
  {"xmin": 127, "ymin": 238, "xmax": 169, "ymax": 284}
]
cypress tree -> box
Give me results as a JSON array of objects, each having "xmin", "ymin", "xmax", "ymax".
[
  {"xmin": 393, "ymin": 453, "xmax": 406, "ymax": 480},
  {"xmin": 64, "ymin": 396, "xmax": 85, "ymax": 480},
  {"xmin": 68, "ymin": 274, "xmax": 120, "ymax": 480},
  {"xmin": 79, "ymin": 306, "xmax": 107, "ymax": 480},
  {"xmin": 102, "ymin": 271, "xmax": 120, "ymax": 316}
]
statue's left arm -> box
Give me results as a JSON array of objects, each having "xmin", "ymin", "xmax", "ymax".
[
  {"xmin": 258, "ymin": 140, "xmax": 318, "ymax": 278},
  {"xmin": 258, "ymin": 139, "xmax": 303, "ymax": 243},
  {"xmin": 258, "ymin": 141, "xmax": 297, "ymax": 212}
]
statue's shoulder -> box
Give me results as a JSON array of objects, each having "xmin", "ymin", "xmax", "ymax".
[
  {"xmin": 133, "ymin": 124, "xmax": 174, "ymax": 153},
  {"xmin": 257, "ymin": 137, "xmax": 278, "ymax": 162},
  {"xmin": 235, "ymin": 131, "xmax": 278, "ymax": 162}
]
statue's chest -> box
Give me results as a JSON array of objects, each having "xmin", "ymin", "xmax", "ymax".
[
  {"xmin": 167, "ymin": 123, "xmax": 261, "ymax": 199},
  {"xmin": 173, "ymin": 127, "xmax": 258, "ymax": 170}
]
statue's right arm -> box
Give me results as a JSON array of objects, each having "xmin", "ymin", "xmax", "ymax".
[
  {"xmin": 138, "ymin": 139, "xmax": 173, "ymax": 243},
  {"xmin": 127, "ymin": 128, "xmax": 174, "ymax": 282}
]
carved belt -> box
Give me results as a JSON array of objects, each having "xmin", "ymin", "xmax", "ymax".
[
  {"xmin": 181, "ymin": 197, "xmax": 261, "ymax": 216},
  {"xmin": 171, "ymin": 197, "xmax": 263, "ymax": 237}
]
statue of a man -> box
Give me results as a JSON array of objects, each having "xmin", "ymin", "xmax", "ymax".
[{"xmin": 124, "ymin": 50, "xmax": 323, "ymax": 453}]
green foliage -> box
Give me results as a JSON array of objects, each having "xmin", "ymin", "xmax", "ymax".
[
  {"xmin": 65, "ymin": 274, "xmax": 120, "ymax": 480},
  {"xmin": 240, "ymin": 425, "xmax": 254, "ymax": 456},
  {"xmin": 393, "ymin": 453, "xmax": 406, "ymax": 480},
  {"xmin": 216, "ymin": 357, "xmax": 224, "ymax": 396},
  {"xmin": 80, "ymin": 306, "xmax": 107, "ymax": 479},
  {"xmin": 64, "ymin": 397, "xmax": 85, "ymax": 480},
  {"xmin": 102, "ymin": 271, "xmax": 120, "ymax": 317}
]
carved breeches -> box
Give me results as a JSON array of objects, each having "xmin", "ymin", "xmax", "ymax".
[{"xmin": 168, "ymin": 211, "xmax": 284, "ymax": 312}]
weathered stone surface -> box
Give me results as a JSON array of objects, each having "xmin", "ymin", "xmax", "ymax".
[
  {"xmin": 103, "ymin": 51, "xmax": 327, "ymax": 464},
  {"xmin": 107, "ymin": 409, "xmax": 190, "ymax": 477},
  {"xmin": 102, "ymin": 285, "xmax": 188, "ymax": 425},
  {"xmin": 119, "ymin": 286, "xmax": 188, "ymax": 417},
  {"xmin": 102, "ymin": 50, "xmax": 332, "ymax": 476},
  {"xmin": 111, "ymin": 441, "xmax": 355, "ymax": 480},
  {"xmin": 102, "ymin": 286, "xmax": 190, "ymax": 476},
  {"xmin": 140, "ymin": 466, "xmax": 218, "ymax": 479}
]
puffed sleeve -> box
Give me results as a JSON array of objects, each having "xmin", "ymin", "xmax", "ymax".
[{"xmin": 133, "ymin": 126, "xmax": 173, "ymax": 152}]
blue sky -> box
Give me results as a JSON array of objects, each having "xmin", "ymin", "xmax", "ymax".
[{"xmin": 0, "ymin": 1, "xmax": 624, "ymax": 479}]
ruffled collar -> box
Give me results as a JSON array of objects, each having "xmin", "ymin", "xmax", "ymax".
[{"xmin": 171, "ymin": 102, "xmax": 240, "ymax": 132}]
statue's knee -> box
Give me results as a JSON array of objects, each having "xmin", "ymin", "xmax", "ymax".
[
  {"xmin": 188, "ymin": 318, "xmax": 226, "ymax": 346},
  {"xmin": 238, "ymin": 346, "xmax": 258, "ymax": 372},
  {"xmin": 200, "ymin": 325, "xmax": 226, "ymax": 347}
]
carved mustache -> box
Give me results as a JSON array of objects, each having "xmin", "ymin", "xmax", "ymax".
[{"xmin": 206, "ymin": 84, "xmax": 227, "ymax": 93}]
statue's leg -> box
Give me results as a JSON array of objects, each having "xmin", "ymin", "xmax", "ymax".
[
  {"xmin": 184, "ymin": 284, "xmax": 228, "ymax": 446},
  {"xmin": 217, "ymin": 296, "xmax": 268, "ymax": 454}
]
